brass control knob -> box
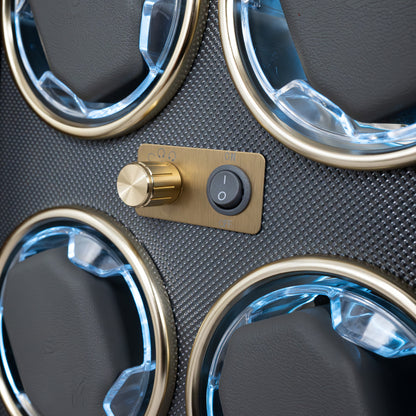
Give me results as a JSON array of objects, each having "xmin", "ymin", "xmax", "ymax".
[{"xmin": 117, "ymin": 162, "xmax": 182, "ymax": 208}]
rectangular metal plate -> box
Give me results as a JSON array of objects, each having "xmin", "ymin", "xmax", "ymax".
[{"xmin": 136, "ymin": 144, "xmax": 265, "ymax": 234}]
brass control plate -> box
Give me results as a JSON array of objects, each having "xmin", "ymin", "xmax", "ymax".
[{"xmin": 136, "ymin": 144, "xmax": 265, "ymax": 234}]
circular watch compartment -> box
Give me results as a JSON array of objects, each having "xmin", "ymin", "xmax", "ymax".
[
  {"xmin": 186, "ymin": 257, "xmax": 416, "ymax": 415},
  {"xmin": 0, "ymin": 207, "xmax": 177, "ymax": 416},
  {"xmin": 219, "ymin": 0, "xmax": 416, "ymax": 169},
  {"xmin": 2, "ymin": 0, "xmax": 208, "ymax": 138}
]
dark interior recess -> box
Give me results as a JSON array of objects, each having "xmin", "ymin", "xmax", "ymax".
[
  {"xmin": 28, "ymin": 0, "xmax": 148, "ymax": 102},
  {"xmin": 219, "ymin": 307, "xmax": 415, "ymax": 416},
  {"xmin": 3, "ymin": 246, "xmax": 142, "ymax": 416},
  {"xmin": 280, "ymin": 0, "xmax": 416, "ymax": 122}
]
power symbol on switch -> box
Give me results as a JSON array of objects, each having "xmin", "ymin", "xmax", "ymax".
[
  {"xmin": 207, "ymin": 165, "xmax": 252, "ymax": 216},
  {"xmin": 218, "ymin": 192, "xmax": 227, "ymax": 201}
]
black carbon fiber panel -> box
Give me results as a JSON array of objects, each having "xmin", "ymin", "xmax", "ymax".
[{"xmin": 1, "ymin": 1, "xmax": 416, "ymax": 415}]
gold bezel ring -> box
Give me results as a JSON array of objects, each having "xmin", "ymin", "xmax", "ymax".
[
  {"xmin": 2, "ymin": 0, "xmax": 208, "ymax": 139},
  {"xmin": 219, "ymin": 0, "xmax": 416, "ymax": 170},
  {"xmin": 186, "ymin": 256, "xmax": 416, "ymax": 414},
  {"xmin": 0, "ymin": 207, "xmax": 177, "ymax": 416}
]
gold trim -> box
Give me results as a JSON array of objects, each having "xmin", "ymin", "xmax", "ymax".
[
  {"xmin": 0, "ymin": 207, "xmax": 177, "ymax": 416},
  {"xmin": 135, "ymin": 144, "xmax": 266, "ymax": 234},
  {"xmin": 117, "ymin": 161, "xmax": 183, "ymax": 208},
  {"xmin": 185, "ymin": 256, "xmax": 416, "ymax": 414},
  {"xmin": 1, "ymin": 0, "xmax": 208, "ymax": 139},
  {"xmin": 219, "ymin": 0, "xmax": 416, "ymax": 170}
]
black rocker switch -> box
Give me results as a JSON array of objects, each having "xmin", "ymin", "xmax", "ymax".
[
  {"xmin": 209, "ymin": 170, "xmax": 243, "ymax": 209},
  {"xmin": 207, "ymin": 165, "xmax": 251, "ymax": 216}
]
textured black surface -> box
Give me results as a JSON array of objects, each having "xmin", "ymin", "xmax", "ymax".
[{"xmin": 1, "ymin": 1, "xmax": 416, "ymax": 415}]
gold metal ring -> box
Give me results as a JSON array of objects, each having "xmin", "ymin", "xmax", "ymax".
[
  {"xmin": 219, "ymin": 0, "xmax": 416, "ymax": 170},
  {"xmin": 0, "ymin": 207, "xmax": 177, "ymax": 415},
  {"xmin": 2, "ymin": 0, "xmax": 208, "ymax": 139},
  {"xmin": 186, "ymin": 256, "xmax": 416, "ymax": 414}
]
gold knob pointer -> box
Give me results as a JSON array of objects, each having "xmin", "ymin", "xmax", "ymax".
[{"xmin": 117, "ymin": 162, "xmax": 182, "ymax": 208}]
